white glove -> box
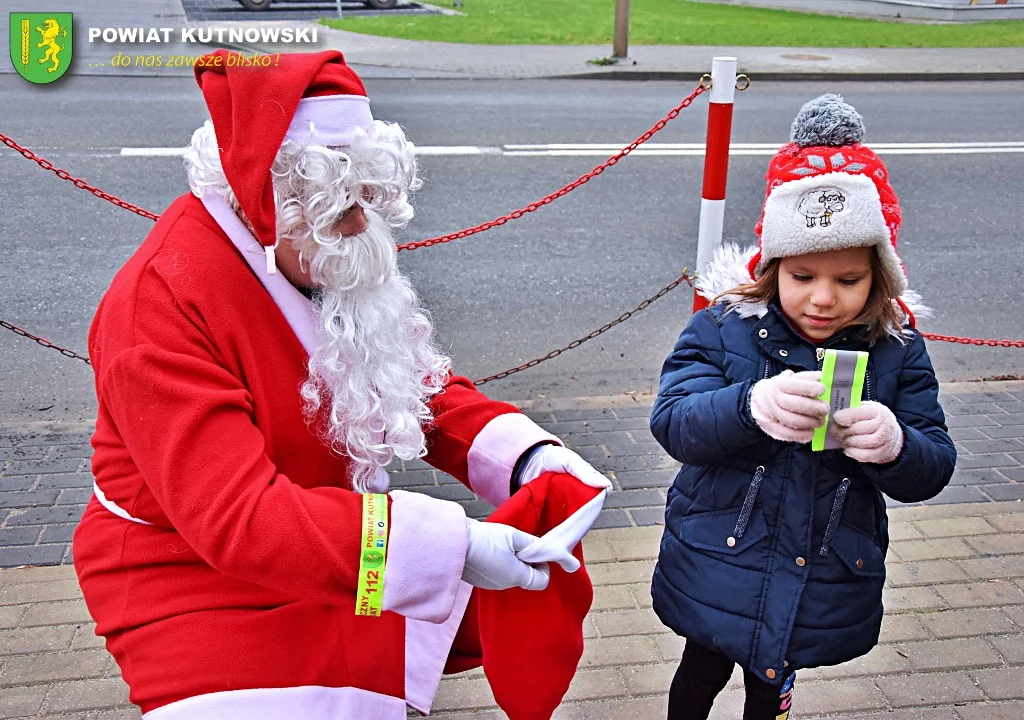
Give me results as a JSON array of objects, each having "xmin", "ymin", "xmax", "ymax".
[
  {"xmin": 749, "ymin": 370, "xmax": 829, "ymax": 444},
  {"xmin": 462, "ymin": 518, "xmax": 550, "ymax": 591},
  {"xmin": 516, "ymin": 488, "xmax": 608, "ymax": 574},
  {"xmin": 831, "ymin": 401, "xmax": 904, "ymax": 464},
  {"xmin": 518, "ymin": 445, "xmax": 613, "ymax": 490}
]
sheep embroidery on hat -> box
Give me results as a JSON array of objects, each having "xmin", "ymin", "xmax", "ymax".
[{"xmin": 797, "ymin": 187, "xmax": 846, "ymax": 228}]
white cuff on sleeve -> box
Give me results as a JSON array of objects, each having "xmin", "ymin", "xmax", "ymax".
[
  {"xmin": 467, "ymin": 412, "xmax": 562, "ymax": 507},
  {"xmin": 381, "ymin": 490, "xmax": 468, "ymax": 624}
]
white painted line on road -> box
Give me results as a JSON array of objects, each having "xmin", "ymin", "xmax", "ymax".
[
  {"xmin": 120, "ymin": 147, "xmax": 188, "ymax": 157},
  {"xmin": 503, "ymin": 142, "xmax": 1024, "ymax": 157},
  {"xmin": 413, "ymin": 146, "xmax": 501, "ymax": 155},
  {"xmin": 505, "ymin": 141, "xmax": 1024, "ymax": 151},
  {"xmin": 119, "ymin": 146, "xmax": 502, "ymax": 157},
  {"xmin": 118, "ymin": 142, "xmax": 1024, "ymax": 159}
]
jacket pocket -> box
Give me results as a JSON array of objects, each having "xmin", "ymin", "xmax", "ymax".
[
  {"xmin": 829, "ymin": 523, "xmax": 886, "ymax": 578},
  {"xmin": 677, "ymin": 505, "xmax": 769, "ymax": 555}
]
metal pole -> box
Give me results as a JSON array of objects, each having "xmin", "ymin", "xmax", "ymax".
[
  {"xmin": 693, "ymin": 56, "xmax": 738, "ymax": 313},
  {"xmin": 336, "ymin": 0, "xmax": 343, "ymax": 19},
  {"xmin": 613, "ymin": 0, "xmax": 630, "ymax": 59}
]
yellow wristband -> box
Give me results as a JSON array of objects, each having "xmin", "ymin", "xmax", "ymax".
[{"xmin": 356, "ymin": 493, "xmax": 388, "ymax": 617}]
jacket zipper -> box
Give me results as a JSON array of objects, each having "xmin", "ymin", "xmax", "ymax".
[
  {"xmin": 814, "ymin": 334, "xmax": 850, "ymax": 371},
  {"xmin": 733, "ymin": 465, "xmax": 765, "ymax": 540},
  {"xmin": 769, "ymin": 312, "xmax": 849, "ymax": 373},
  {"xmin": 761, "ymin": 318, "xmax": 873, "ymax": 397},
  {"xmin": 820, "ymin": 478, "xmax": 851, "ymax": 557}
]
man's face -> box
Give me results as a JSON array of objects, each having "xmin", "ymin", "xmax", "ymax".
[
  {"xmin": 275, "ymin": 204, "xmax": 369, "ymax": 288},
  {"xmin": 777, "ymin": 246, "xmax": 874, "ymax": 341}
]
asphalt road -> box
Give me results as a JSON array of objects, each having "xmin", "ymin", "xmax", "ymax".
[{"xmin": 1, "ymin": 76, "xmax": 1022, "ymax": 423}]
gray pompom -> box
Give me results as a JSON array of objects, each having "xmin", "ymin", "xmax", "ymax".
[{"xmin": 790, "ymin": 94, "xmax": 865, "ymax": 147}]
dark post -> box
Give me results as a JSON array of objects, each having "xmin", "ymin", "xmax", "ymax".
[{"xmin": 613, "ymin": 0, "xmax": 630, "ymax": 59}]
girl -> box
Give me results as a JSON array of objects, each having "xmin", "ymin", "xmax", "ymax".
[{"xmin": 650, "ymin": 94, "xmax": 956, "ymax": 720}]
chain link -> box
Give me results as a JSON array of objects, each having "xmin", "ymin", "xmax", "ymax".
[
  {"xmin": 396, "ymin": 82, "xmax": 708, "ymax": 252},
  {"xmin": 474, "ymin": 270, "xmax": 694, "ymax": 386},
  {"xmin": 0, "ymin": 320, "xmax": 92, "ymax": 365},
  {"xmin": 920, "ymin": 332, "xmax": 1024, "ymax": 348},
  {"xmin": 6, "ymin": 87, "xmax": 1024, "ymax": 384},
  {"xmin": 1, "ymin": 80, "xmax": 706, "ymax": 252},
  {"xmin": 1, "ymin": 133, "xmax": 160, "ymax": 221}
]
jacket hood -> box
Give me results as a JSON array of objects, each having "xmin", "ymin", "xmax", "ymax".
[{"xmin": 695, "ymin": 243, "xmax": 931, "ymax": 341}]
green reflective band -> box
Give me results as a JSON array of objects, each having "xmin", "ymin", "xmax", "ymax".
[
  {"xmin": 356, "ymin": 493, "xmax": 388, "ymax": 617},
  {"xmin": 812, "ymin": 349, "xmax": 869, "ymax": 452}
]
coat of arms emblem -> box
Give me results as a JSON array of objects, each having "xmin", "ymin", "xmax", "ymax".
[{"xmin": 9, "ymin": 12, "xmax": 73, "ymax": 84}]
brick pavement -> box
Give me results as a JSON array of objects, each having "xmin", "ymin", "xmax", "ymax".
[
  {"xmin": 0, "ymin": 496, "xmax": 1022, "ymax": 718},
  {"xmin": 0, "ymin": 381, "xmax": 1022, "ymax": 718},
  {"xmin": 1, "ymin": 381, "xmax": 1022, "ymax": 569}
]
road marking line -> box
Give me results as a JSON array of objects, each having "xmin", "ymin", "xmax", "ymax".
[
  {"xmin": 119, "ymin": 146, "xmax": 502, "ymax": 157},
  {"xmin": 118, "ymin": 142, "xmax": 1024, "ymax": 158},
  {"xmin": 120, "ymin": 147, "xmax": 189, "ymax": 157}
]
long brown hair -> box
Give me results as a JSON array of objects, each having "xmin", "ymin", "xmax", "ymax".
[{"xmin": 711, "ymin": 251, "xmax": 904, "ymax": 342}]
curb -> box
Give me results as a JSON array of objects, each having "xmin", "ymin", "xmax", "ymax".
[
  {"xmin": 201, "ymin": 39, "xmax": 1024, "ymax": 84},
  {"xmin": 556, "ymin": 70, "xmax": 1024, "ymax": 83},
  {"xmin": 506, "ymin": 379, "xmax": 1024, "ymax": 413},
  {"xmin": 1, "ymin": 381, "xmax": 1020, "ymax": 428},
  {"xmin": 33, "ymin": 67, "xmax": 1024, "ymax": 82}
]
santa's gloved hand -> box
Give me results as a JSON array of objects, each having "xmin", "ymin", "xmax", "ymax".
[
  {"xmin": 831, "ymin": 401, "xmax": 904, "ymax": 464},
  {"xmin": 462, "ymin": 519, "xmax": 550, "ymax": 591},
  {"xmin": 749, "ymin": 370, "xmax": 828, "ymax": 444},
  {"xmin": 516, "ymin": 487, "xmax": 608, "ymax": 574},
  {"xmin": 518, "ymin": 445, "xmax": 612, "ymax": 490}
]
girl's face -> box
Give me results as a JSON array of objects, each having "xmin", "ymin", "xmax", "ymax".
[{"xmin": 777, "ymin": 246, "xmax": 874, "ymax": 341}]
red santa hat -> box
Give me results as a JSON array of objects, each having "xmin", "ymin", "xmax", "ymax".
[
  {"xmin": 194, "ymin": 50, "xmax": 373, "ymax": 275},
  {"xmin": 748, "ymin": 94, "xmax": 915, "ymax": 325}
]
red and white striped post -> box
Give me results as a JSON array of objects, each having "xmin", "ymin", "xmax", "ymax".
[{"xmin": 693, "ymin": 56, "xmax": 738, "ymax": 313}]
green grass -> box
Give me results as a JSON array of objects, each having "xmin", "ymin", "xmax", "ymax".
[{"xmin": 323, "ymin": 0, "xmax": 1024, "ymax": 47}]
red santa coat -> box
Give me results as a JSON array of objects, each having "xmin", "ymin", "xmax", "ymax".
[{"xmin": 74, "ymin": 191, "xmax": 560, "ymax": 718}]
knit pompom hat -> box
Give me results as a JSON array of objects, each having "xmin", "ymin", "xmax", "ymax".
[{"xmin": 748, "ymin": 94, "xmax": 915, "ymax": 323}]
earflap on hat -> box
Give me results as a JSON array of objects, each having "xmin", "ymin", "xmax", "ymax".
[
  {"xmin": 750, "ymin": 94, "xmax": 908, "ymax": 299},
  {"xmin": 195, "ymin": 50, "xmax": 371, "ymax": 274}
]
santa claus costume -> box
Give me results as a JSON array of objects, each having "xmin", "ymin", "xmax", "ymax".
[{"xmin": 74, "ymin": 50, "xmax": 606, "ymax": 719}]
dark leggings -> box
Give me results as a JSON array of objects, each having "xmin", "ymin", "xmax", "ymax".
[{"xmin": 667, "ymin": 641, "xmax": 794, "ymax": 720}]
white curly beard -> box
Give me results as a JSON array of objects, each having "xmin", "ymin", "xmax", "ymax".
[
  {"xmin": 298, "ymin": 212, "xmax": 451, "ymax": 494},
  {"xmin": 184, "ymin": 118, "xmax": 451, "ymax": 493}
]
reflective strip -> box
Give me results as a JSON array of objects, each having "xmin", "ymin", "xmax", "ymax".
[
  {"xmin": 813, "ymin": 349, "xmax": 869, "ymax": 451},
  {"xmin": 93, "ymin": 481, "xmax": 152, "ymax": 525}
]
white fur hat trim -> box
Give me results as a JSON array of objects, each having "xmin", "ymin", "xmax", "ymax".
[{"xmin": 759, "ymin": 171, "xmax": 907, "ymax": 296}]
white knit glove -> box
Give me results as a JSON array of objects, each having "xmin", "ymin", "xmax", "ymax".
[
  {"xmin": 749, "ymin": 370, "xmax": 829, "ymax": 444},
  {"xmin": 462, "ymin": 519, "xmax": 550, "ymax": 592},
  {"xmin": 518, "ymin": 445, "xmax": 613, "ymax": 490},
  {"xmin": 831, "ymin": 401, "xmax": 905, "ymax": 464}
]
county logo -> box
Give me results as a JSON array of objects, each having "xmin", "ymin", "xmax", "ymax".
[{"xmin": 9, "ymin": 12, "xmax": 73, "ymax": 84}]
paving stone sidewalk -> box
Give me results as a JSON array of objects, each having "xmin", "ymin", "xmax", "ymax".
[
  {"xmin": 0, "ymin": 381, "xmax": 1022, "ymax": 718},
  {"xmin": 0, "ymin": 493, "xmax": 1022, "ymax": 718},
  {"xmin": 2, "ymin": 381, "xmax": 1023, "ymax": 569}
]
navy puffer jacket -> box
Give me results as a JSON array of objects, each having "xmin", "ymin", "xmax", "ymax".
[{"xmin": 650, "ymin": 298, "xmax": 955, "ymax": 685}]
